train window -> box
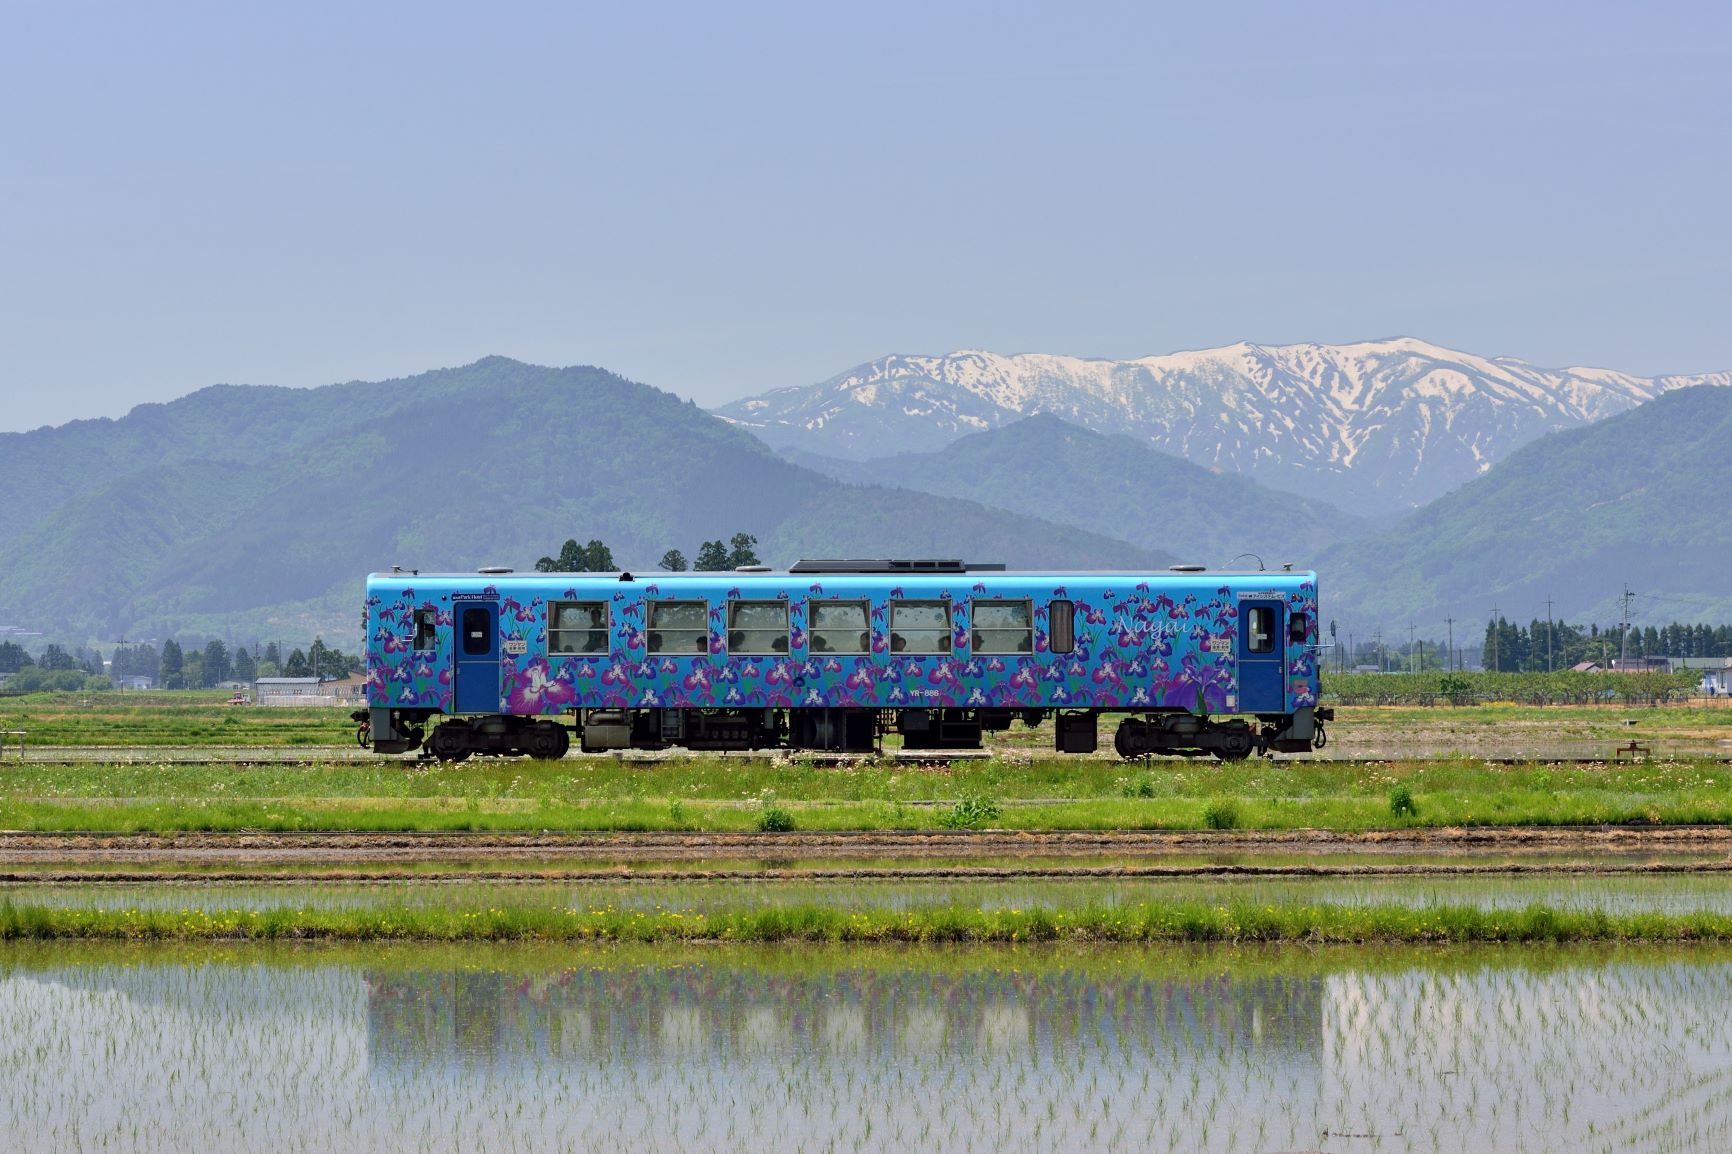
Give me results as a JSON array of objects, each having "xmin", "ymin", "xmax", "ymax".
[
  {"xmin": 972, "ymin": 599, "xmax": 1033, "ymax": 654},
  {"xmin": 1048, "ymin": 599, "xmax": 1075, "ymax": 654},
  {"xmin": 728, "ymin": 600, "xmax": 789, "ymax": 655},
  {"xmin": 647, "ymin": 601, "xmax": 710, "ymax": 654},
  {"xmin": 412, "ymin": 609, "xmax": 437, "ymax": 652},
  {"xmin": 890, "ymin": 601, "xmax": 950, "ymax": 654},
  {"xmin": 808, "ymin": 600, "xmax": 869, "ymax": 654},
  {"xmin": 1288, "ymin": 611, "xmax": 1309, "ymax": 645},
  {"xmin": 461, "ymin": 607, "xmax": 491, "ymax": 656},
  {"xmin": 550, "ymin": 601, "xmax": 610, "ymax": 655},
  {"xmin": 1247, "ymin": 606, "xmax": 1275, "ymax": 653}
]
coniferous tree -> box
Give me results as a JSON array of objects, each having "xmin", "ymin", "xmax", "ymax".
[
  {"xmin": 693, "ymin": 540, "xmax": 730, "ymax": 571},
  {"xmin": 39, "ymin": 644, "xmax": 77, "ymax": 671},
  {"xmin": 202, "ymin": 640, "xmax": 231, "ymax": 687},
  {"xmin": 284, "ymin": 648, "xmax": 310, "ymax": 677},
  {"xmin": 658, "ymin": 549, "xmax": 688, "ymax": 572},
  {"xmin": 159, "ymin": 640, "xmax": 185, "ymax": 689},
  {"xmin": 232, "ymin": 646, "xmax": 257, "ymax": 683},
  {"xmin": 0, "ymin": 641, "xmax": 34, "ymax": 673}
]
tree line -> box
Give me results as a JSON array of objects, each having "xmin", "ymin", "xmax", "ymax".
[
  {"xmin": 1481, "ymin": 617, "xmax": 1732, "ymax": 672},
  {"xmin": 534, "ymin": 533, "xmax": 761, "ymax": 574},
  {"xmin": 1, "ymin": 636, "xmax": 362, "ymax": 693}
]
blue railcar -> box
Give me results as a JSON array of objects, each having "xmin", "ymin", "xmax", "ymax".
[{"xmin": 358, "ymin": 560, "xmax": 1329, "ymax": 760}]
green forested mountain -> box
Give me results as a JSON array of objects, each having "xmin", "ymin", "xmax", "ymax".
[
  {"xmin": 1323, "ymin": 384, "xmax": 1732, "ymax": 629},
  {"xmin": 788, "ymin": 415, "xmax": 1356, "ymax": 565},
  {"xmin": 0, "ymin": 359, "xmax": 1167, "ymax": 645}
]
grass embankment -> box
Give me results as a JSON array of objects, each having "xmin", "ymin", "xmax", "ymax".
[
  {"xmin": 0, "ymin": 693, "xmax": 342, "ymax": 746},
  {"xmin": 3, "ymin": 897, "xmax": 1729, "ymax": 945},
  {"xmin": 1, "ymin": 755, "xmax": 1729, "ymax": 832}
]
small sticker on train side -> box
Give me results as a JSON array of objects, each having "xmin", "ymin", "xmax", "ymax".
[
  {"xmin": 1206, "ymin": 637, "xmax": 1232, "ymax": 654},
  {"xmin": 1235, "ymin": 590, "xmax": 1282, "ymax": 600},
  {"xmin": 503, "ymin": 638, "xmax": 528, "ymax": 655}
]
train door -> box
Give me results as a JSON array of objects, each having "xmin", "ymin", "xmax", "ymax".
[
  {"xmin": 1238, "ymin": 599, "xmax": 1284, "ymax": 713},
  {"xmin": 454, "ymin": 601, "xmax": 501, "ymax": 714}
]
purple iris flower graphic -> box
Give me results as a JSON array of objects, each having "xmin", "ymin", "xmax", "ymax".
[{"xmin": 506, "ymin": 658, "xmax": 576, "ymax": 713}]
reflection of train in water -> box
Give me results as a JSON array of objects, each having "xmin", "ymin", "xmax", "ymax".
[
  {"xmin": 358, "ymin": 559, "xmax": 1329, "ymax": 761},
  {"xmin": 363, "ymin": 967, "xmax": 1325, "ymax": 1069}
]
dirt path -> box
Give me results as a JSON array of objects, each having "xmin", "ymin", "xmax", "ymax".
[{"xmin": 4, "ymin": 826, "xmax": 1732, "ymax": 867}]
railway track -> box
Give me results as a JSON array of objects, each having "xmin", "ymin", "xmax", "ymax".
[{"xmin": 6, "ymin": 750, "xmax": 1731, "ymax": 767}]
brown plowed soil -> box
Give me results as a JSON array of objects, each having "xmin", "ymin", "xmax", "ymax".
[{"xmin": 3, "ymin": 826, "xmax": 1732, "ymax": 866}]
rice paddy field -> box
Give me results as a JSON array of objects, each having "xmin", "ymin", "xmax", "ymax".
[
  {"xmin": 1, "ymin": 693, "xmax": 1730, "ymax": 1150},
  {"xmin": 4, "ymin": 941, "xmax": 1732, "ymax": 1153}
]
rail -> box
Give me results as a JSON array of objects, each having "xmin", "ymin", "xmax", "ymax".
[{"xmin": 0, "ymin": 730, "xmax": 24, "ymax": 759}]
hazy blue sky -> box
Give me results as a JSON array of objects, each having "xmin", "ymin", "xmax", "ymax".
[{"xmin": 2, "ymin": 1, "xmax": 1727, "ymax": 431}]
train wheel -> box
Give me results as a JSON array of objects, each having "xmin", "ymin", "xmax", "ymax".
[
  {"xmin": 526, "ymin": 721, "xmax": 570, "ymax": 760},
  {"xmin": 429, "ymin": 722, "xmax": 472, "ymax": 763},
  {"xmin": 1212, "ymin": 726, "xmax": 1253, "ymax": 761}
]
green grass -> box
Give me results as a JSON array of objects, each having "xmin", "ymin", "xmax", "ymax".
[
  {"xmin": 0, "ymin": 692, "xmax": 346, "ymax": 746},
  {"xmin": 1, "ymin": 754, "xmax": 1730, "ymax": 831},
  {"xmin": 2, "ymin": 895, "xmax": 1727, "ymax": 944}
]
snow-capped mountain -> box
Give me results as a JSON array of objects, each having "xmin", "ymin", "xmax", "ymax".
[{"xmin": 715, "ymin": 338, "xmax": 1732, "ymax": 513}]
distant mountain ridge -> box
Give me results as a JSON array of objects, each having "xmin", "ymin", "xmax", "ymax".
[
  {"xmin": 0, "ymin": 358, "xmax": 1169, "ymax": 644},
  {"xmin": 791, "ymin": 415, "xmax": 1357, "ymax": 566},
  {"xmin": 716, "ymin": 338, "xmax": 1732, "ymax": 513},
  {"xmin": 1321, "ymin": 383, "xmax": 1732, "ymax": 628}
]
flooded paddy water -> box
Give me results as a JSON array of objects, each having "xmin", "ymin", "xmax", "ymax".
[{"xmin": 2, "ymin": 941, "xmax": 1731, "ymax": 1153}]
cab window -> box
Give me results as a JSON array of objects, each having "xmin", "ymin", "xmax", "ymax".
[{"xmin": 412, "ymin": 609, "xmax": 437, "ymax": 652}]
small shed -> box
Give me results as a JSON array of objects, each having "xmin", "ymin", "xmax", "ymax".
[{"xmin": 254, "ymin": 677, "xmax": 331, "ymax": 706}]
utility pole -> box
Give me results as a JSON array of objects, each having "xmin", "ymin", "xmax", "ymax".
[
  {"xmin": 1545, "ymin": 596, "xmax": 1555, "ymax": 673},
  {"xmin": 1408, "ymin": 624, "xmax": 1416, "ymax": 673},
  {"xmin": 1375, "ymin": 628, "xmax": 1384, "ymax": 672},
  {"xmin": 1445, "ymin": 617, "xmax": 1455, "ymax": 673},
  {"xmin": 1490, "ymin": 606, "xmax": 1500, "ymax": 673},
  {"xmin": 1619, "ymin": 586, "xmax": 1634, "ymax": 669}
]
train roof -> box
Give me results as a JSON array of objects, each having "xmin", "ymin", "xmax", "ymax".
[{"xmin": 369, "ymin": 565, "xmax": 1317, "ymax": 581}]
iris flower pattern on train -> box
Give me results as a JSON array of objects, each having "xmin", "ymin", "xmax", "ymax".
[{"xmin": 366, "ymin": 579, "xmax": 1320, "ymax": 716}]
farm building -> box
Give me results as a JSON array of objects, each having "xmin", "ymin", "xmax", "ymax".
[
  {"xmin": 1668, "ymin": 657, "xmax": 1732, "ymax": 695},
  {"xmin": 254, "ymin": 677, "xmax": 333, "ymax": 706}
]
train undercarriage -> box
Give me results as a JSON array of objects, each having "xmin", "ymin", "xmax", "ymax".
[{"xmin": 356, "ymin": 705, "xmax": 1330, "ymax": 762}]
